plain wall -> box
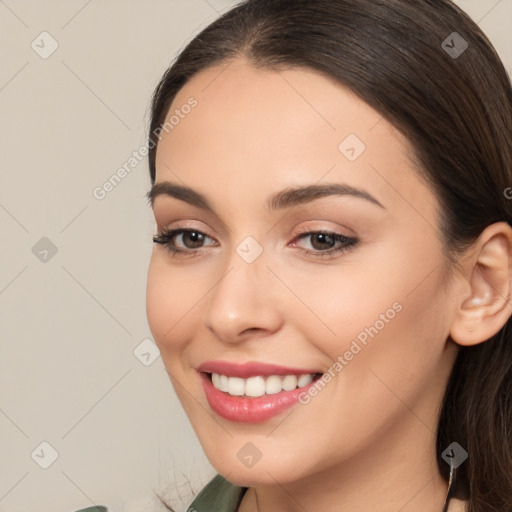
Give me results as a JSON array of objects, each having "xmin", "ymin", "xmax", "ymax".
[{"xmin": 0, "ymin": 1, "xmax": 510, "ymax": 511}]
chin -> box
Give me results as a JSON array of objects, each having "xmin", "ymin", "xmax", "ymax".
[{"xmin": 206, "ymin": 452, "xmax": 309, "ymax": 487}]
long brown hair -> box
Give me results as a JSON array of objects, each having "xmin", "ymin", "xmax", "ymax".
[{"xmin": 147, "ymin": 1, "xmax": 512, "ymax": 510}]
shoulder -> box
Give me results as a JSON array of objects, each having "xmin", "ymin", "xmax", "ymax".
[
  {"xmin": 187, "ymin": 473, "xmax": 247, "ymax": 511},
  {"xmin": 71, "ymin": 476, "xmax": 246, "ymax": 512}
]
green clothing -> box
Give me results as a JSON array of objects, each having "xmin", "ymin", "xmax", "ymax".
[
  {"xmin": 73, "ymin": 508, "xmax": 107, "ymax": 512},
  {"xmin": 188, "ymin": 474, "xmax": 247, "ymax": 511},
  {"xmin": 72, "ymin": 475, "xmax": 246, "ymax": 512}
]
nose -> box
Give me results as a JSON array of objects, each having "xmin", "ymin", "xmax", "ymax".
[{"xmin": 203, "ymin": 249, "xmax": 283, "ymax": 343}]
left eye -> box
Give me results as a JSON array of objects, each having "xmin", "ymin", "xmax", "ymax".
[{"xmin": 291, "ymin": 231, "xmax": 358, "ymax": 256}]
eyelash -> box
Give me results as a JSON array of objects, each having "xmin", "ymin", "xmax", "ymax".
[{"xmin": 152, "ymin": 226, "xmax": 359, "ymax": 260}]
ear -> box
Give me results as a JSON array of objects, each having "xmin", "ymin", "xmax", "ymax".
[{"xmin": 450, "ymin": 222, "xmax": 512, "ymax": 346}]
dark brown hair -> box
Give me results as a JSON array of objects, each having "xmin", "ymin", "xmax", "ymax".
[{"xmin": 147, "ymin": 1, "xmax": 512, "ymax": 510}]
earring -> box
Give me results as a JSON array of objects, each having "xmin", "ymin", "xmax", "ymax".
[{"xmin": 441, "ymin": 462, "xmax": 456, "ymax": 512}]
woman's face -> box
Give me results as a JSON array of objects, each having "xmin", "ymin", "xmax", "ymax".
[{"xmin": 146, "ymin": 58, "xmax": 460, "ymax": 486}]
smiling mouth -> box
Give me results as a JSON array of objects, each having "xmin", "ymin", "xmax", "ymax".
[{"xmin": 205, "ymin": 372, "xmax": 323, "ymax": 398}]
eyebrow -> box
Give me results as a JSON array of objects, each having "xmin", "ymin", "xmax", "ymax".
[{"xmin": 146, "ymin": 181, "xmax": 385, "ymax": 212}]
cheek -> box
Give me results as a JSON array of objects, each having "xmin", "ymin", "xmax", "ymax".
[
  {"xmin": 270, "ymin": 251, "xmax": 407, "ymax": 356},
  {"xmin": 146, "ymin": 254, "xmax": 196, "ymax": 358},
  {"xmin": 281, "ymin": 240, "xmax": 450, "ymax": 384},
  {"xmin": 320, "ymin": 256, "xmax": 451, "ymax": 424}
]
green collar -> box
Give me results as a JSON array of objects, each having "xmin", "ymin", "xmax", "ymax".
[{"xmin": 188, "ymin": 474, "xmax": 248, "ymax": 511}]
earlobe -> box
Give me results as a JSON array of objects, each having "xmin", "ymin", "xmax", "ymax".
[{"xmin": 449, "ymin": 222, "xmax": 512, "ymax": 347}]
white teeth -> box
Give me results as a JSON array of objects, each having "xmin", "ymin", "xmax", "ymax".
[
  {"xmin": 245, "ymin": 376, "xmax": 266, "ymax": 397},
  {"xmin": 211, "ymin": 372, "xmax": 316, "ymax": 397},
  {"xmin": 218, "ymin": 374, "xmax": 229, "ymax": 392},
  {"xmin": 297, "ymin": 374, "xmax": 313, "ymax": 387},
  {"xmin": 282, "ymin": 375, "xmax": 298, "ymax": 391},
  {"xmin": 265, "ymin": 375, "xmax": 283, "ymax": 395},
  {"xmin": 228, "ymin": 377, "xmax": 245, "ymax": 396}
]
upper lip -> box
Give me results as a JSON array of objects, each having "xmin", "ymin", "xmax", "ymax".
[{"xmin": 197, "ymin": 360, "xmax": 321, "ymax": 378}]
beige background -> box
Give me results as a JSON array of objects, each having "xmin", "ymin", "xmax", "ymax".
[{"xmin": 0, "ymin": 1, "xmax": 510, "ymax": 511}]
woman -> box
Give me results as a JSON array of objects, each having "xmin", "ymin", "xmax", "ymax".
[{"xmin": 76, "ymin": 0, "xmax": 512, "ymax": 510}]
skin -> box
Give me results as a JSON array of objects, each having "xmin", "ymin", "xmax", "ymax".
[{"xmin": 146, "ymin": 58, "xmax": 512, "ymax": 511}]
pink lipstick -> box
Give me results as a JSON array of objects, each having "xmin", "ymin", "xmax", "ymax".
[{"xmin": 197, "ymin": 361, "xmax": 322, "ymax": 423}]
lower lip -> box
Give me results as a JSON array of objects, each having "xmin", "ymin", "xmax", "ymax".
[{"xmin": 200, "ymin": 372, "xmax": 317, "ymax": 423}]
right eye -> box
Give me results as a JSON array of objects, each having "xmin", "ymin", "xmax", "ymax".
[{"xmin": 152, "ymin": 228, "xmax": 218, "ymax": 256}]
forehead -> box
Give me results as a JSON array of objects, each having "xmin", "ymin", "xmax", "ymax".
[
  {"xmin": 154, "ymin": 58, "xmax": 437, "ymax": 224},
  {"xmin": 165, "ymin": 58, "xmax": 384, "ymax": 153}
]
